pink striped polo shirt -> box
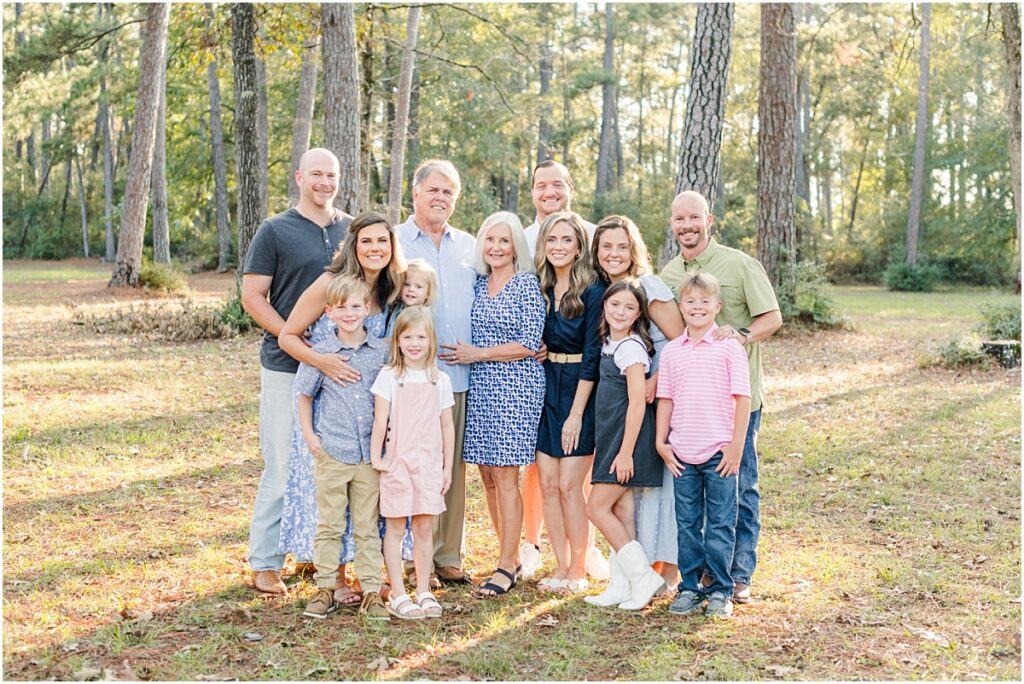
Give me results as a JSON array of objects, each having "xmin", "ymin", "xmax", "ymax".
[{"xmin": 655, "ymin": 323, "xmax": 751, "ymax": 465}]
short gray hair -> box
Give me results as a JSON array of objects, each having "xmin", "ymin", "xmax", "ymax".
[
  {"xmin": 412, "ymin": 159, "xmax": 462, "ymax": 198},
  {"xmin": 474, "ymin": 211, "xmax": 534, "ymax": 275}
]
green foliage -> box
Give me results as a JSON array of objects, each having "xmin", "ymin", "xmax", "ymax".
[
  {"xmin": 935, "ymin": 331, "xmax": 988, "ymax": 367},
  {"xmin": 138, "ymin": 260, "xmax": 189, "ymax": 293},
  {"xmin": 218, "ymin": 286, "xmax": 256, "ymax": 334},
  {"xmin": 777, "ymin": 260, "xmax": 846, "ymax": 328},
  {"xmin": 885, "ymin": 262, "xmax": 941, "ymax": 292},
  {"xmin": 979, "ymin": 302, "xmax": 1021, "ymax": 340}
]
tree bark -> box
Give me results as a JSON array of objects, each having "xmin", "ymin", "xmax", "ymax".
[
  {"xmin": 151, "ymin": 48, "xmax": 171, "ymax": 264},
  {"xmin": 358, "ymin": 6, "xmax": 375, "ymax": 210},
  {"xmin": 755, "ymin": 3, "xmax": 797, "ymax": 291},
  {"xmin": 595, "ymin": 3, "xmax": 617, "ymax": 202},
  {"xmin": 1001, "ymin": 3, "xmax": 1021, "ymax": 291},
  {"xmin": 101, "ymin": 71, "xmax": 115, "ymax": 261},
  {"xmin": 76, "ymin": 154, "xmax": 89, "ymax": 258},
  {"xmin": 322, "ymin": 3, "xmax": 361, "ymax": 215},
  {"xmin": 905, "ymin": 3, "xmax": 931, "ymax": 268},
  {"xmin": 206, "ymin": 5, "xmax": 231, "ymax": 272},
  {"xmin": 232, "ymin": 3, "xmax": 261, "ymax": 281},
  {"xmin": 386, "ymin": 6, "xmax": 422, "ymax": 225},
  {"xmin": 538, "ymin": 5, "xmax": 554, "ymax": 163},
  {"xmin": 41, "ymin": 114, "xmax": 51, "ymax": 195},
  {"xmin": 256, "ymin": 21, "xmax": 269, "ymax": 220},
  {"xmin": 289, "ymin": 32, "xmax": 320, "ymax": 204},
  {"xmin": 662, "ymin": 2, "xmax": 734, "ymax": 266},
  {"xmin": 109, "ymin": 3, "xmax": 170, "ymax": 288}
]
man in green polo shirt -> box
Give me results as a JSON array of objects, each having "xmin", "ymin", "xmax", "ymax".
[{"xmin": 659, "ymin": 190, "xmax": 783, "ymax": 604}]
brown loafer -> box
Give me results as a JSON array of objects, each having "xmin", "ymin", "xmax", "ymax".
[
  {"xmin": 253, "ymin": 570, "xmax": 287, "ymax": 595},
  {"xmin": 435, "ymin": 565, "xmax": 471, "ymax": 583}
]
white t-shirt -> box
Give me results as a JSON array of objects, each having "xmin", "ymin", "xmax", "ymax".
[
  {"xmin": 602, "ymin": 334, "xmax": 651, "ymax": 375},
  {"xmin": 371, "ymin": 367, "xmax": 455, "ymax": 410},
  {"xmin": 524, "ymin": 217, "xmax": 597, "ymax": 260}
]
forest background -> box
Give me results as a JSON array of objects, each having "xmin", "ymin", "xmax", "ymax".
[{"xmin": 2, "ymin": 2, "xmax": 1019, "ymax": 292}]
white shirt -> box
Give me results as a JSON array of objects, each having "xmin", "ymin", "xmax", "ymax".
[
  {"xmin": 602, "ymin": 334, "xmax": 652, "ymax": 375},
  {"xmin": 371, "ymin": 367, "xmax": 455, "ymax": 410},
  {"xmin": 524, "ymin": 217, "xmax": 597, "ymax": 260}
]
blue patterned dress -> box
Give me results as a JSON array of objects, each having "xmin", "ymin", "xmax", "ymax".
[
  {"xmin": 463, "ymin": 273, "xmax": 546, "ymax": 467},
  {"xmin": 278, "ymin": 311, "xmax": 414, "ymax": 563}
]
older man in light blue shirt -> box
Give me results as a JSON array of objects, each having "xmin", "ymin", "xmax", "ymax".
[{"xmin": 396, "ymin": 159, "xmax": 476, "ymax": 583}]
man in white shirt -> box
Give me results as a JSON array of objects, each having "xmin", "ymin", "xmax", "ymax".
[{"xmin": 523, "ymin": 160, "xmax": 596, "ymax": 260}]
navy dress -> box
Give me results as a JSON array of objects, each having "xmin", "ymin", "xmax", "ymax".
[{"xmin": 536, "ymin": 281, "xmax": 607, "ymax": 457}]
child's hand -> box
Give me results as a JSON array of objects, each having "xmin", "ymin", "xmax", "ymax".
[
  {"xmin": 371, "ymin": 457, "xmax": 386, "ymax": 472},
  {"xmin": 657, "ymin": 442, "xmax": 683, "ymax": 476},
  {"xmin": 716, "ymin": 443, "xmax": 743, "ymax": 477},
  {"xmin": 610, "ymin": 452, "xmax": 634, "ymax": 484},
  {"xmin": 304, "ymin": 434, "xmax": 322, "ymax": 457},
  {"xmin": 645, "ymin": 372, "xmax": 659, "ymax": 404},
  {"xmin": 441, "ymin": 467, "xmax": 453, "ymax": 496}
]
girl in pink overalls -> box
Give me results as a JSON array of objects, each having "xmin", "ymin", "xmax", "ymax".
[{"xmin": 370, "ymin": 306, "xmax": 455, "ymax": 620}]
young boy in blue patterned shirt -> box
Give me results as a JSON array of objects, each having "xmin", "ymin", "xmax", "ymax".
[{"xmin": 295, "ymin": 276, "xmax": 390, "ymax": 620}]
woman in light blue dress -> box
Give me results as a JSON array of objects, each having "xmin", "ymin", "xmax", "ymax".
[
  {"xmin": 591, "ymin": 215, "xmax": 685, "ymax": 590},
  {"xmin": 277, "ymin": 211, "xmax": 413, "ymax": 603}
]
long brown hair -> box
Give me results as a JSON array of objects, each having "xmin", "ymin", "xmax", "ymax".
[
  {"xmin": 534, "ymin": 211, "xmax": 595, "ymax": 319},
  {"xmin": 598, "ymin": 279, "xmax": 654, "ymax": 357},
  {"xmin": 326, "ymin": 211, "xmax": 406, "ymax": 311},
  {"xmin": 591, "ymin": 215, "xmax": 653, "ymax": 283}
]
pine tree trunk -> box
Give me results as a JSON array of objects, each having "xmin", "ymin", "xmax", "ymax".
[
  {"xmin": 102, "ymin": 75, "xmax": 115, "ymax": 261},
  {"xmin": 1001, "ymin": 3, "xmax": 1021, "ymax": 291},
  {"xmin": 109, "ymin": 3, "xmax": 170, "ymax": 288},
  {"xmin": 358, "ymin": 7, "xmax": 375, "ymax": 210},
  {"xmin": 232, "ymin": 3, "xmax": 261, "ymax": 281},
  {"xmin": 595, "ymin": 3, "xmax": 617, "ymax": 203},
  {"xmin": 905, "ymin": 3, "xmax": 931, "ymax": 268},
  {"xmin": 405, "ymin": 70, "xmax": 421, "ymax": 202},
  {"xmin": 322, "ymin": 3, "xmax": 361, "ymax": 216},
  {"xmin": 755, "ymin": 3, "xmax": 797, "ymax": 292},
  {"xmin": 661, "ymin": 2, "xmax": 734, "ymax": 266},
  {"xmin": 386, "ymin": 6, "xmax": 422, "ymax": 225},
  {"xmin": 60, "ymin": 157, "xmax": 72, "ymax": 234},
  {"xmin": 538, "ymin": 5, "xmax": 554, "ymax": 163},
  {"xmin": 289, "ymin": 33, "xmax": 320, "ymax": 204},
  {"xmin": 76, "ymin": 154, "xmax": 90, "ymax": 258},
  {"xmin": 206, "ymin": 5, "xmax": 231, "ymax": 272},
  {"xmin": 256, "ymin": 22, "xmax": 269, "ymax": 220},
  {"xmin": 40, "ymin": 115, "xmax": 51, "ymax": 195},
  {"xmin": 151, "ymin": 49, "xmax": 171, "ymax": 264}
]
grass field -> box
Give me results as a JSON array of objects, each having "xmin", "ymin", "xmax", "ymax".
[{"xmin": 3, "ymin": 259, "xmax": 1020, "ymax": 680}]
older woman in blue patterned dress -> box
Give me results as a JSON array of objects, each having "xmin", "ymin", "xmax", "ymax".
[
  {"xmin": 443, "ymin": 211, "xmax": 545, "ymax": 597},
  {"xmin": 277, "ymin": 211, "xmax": 413, "ymax": 605}
]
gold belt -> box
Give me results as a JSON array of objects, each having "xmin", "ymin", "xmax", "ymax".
[{"xmin": 547, "ymin": 352, "xmax": 583, "ymax": 363}]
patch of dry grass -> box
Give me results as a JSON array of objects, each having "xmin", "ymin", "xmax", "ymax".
[{"xmin": 3, "ymin": 262, "xmax": 1020, "ymax": 680}]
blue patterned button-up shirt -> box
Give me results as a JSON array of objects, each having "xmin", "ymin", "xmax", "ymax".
[{"xmin": 396, "ymin": 217, "xmax": 477, "ymax": 393}]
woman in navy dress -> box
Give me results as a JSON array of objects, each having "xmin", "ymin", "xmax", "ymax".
[
  {"xmin": 443, "ymin": 212, "xmax": 545, "ymax": 597},
  {"xmin": 533, "ymin": 211, "xmax": 606, "ymax": 593}
]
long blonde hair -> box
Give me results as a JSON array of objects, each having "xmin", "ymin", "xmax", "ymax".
[
  {"xmin": 534, "ymin": 211, "xmax": 595, "ymax": 319},
  {"xmin": 326, "ymin": 211, "xmax": 406, "ymax": 311},
  {"xmin": 386, "ymin": 306, "xmax": 440, "ymax": 383}
]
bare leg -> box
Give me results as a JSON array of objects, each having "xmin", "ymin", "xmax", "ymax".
[
  {"xmin": 491, "ymin": 467, "xmax": 523, "ymax": 571},
  {"xmin": 522, "ymin": 462, "xmax": 544, "ymax": 547},
  {"xmin": 558, "ymin": 455, "xmax": 594, "ymax": 583},
  {"xmin": 586, "ymin": 484, "xmax": 632, "ymax": 550},
  {"xmin": 478, "ymin": 466, "xmax": 501, "ymax": 538},
  {"xmin": 383, "ymin": 518, "xmax": 407, "ymax": 599},
  {"xmin": 536, "ymin": 452, "xmax": 569, "ymax": 579},
  {"xmin": 410, "ymin": 515, "xmax": 434, "ymax": 597}
]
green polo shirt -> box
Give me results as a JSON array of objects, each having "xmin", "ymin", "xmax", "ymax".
[{"xmin": 659, "ymin": 238, "xmax": 780, "ymax": 412}]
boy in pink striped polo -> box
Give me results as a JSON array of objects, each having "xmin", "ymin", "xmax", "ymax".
[{"xmin": 655, "ymin": 272, "xmax": 751, "ymax": 618}]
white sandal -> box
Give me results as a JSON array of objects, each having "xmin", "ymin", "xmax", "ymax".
[
  {"xmin": 562, "ymin": 578, "xmax": 590, "ymax": 593},
  {"xmin": 417, "ymin": 592, "xmax": 442, "ymax": 618},
  {"xmin": 538, "ymin": 577, "xmax": 569, "ymax": 592},
  {"xmin": 387, "ymin": 593, "xmax": 425, "ymax": 620}
]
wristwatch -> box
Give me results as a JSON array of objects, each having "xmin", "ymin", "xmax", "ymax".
[{"xmin": 738, "ymin": 327, "xmax": 753, "ymax": 344}]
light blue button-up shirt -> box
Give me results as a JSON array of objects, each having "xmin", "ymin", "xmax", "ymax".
[{"xmin": 396, "ymin": 217, "xmax": 477, "ymax": 393}]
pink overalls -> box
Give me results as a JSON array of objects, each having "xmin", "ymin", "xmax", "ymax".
[{"xmin": 379, "ymin": 377, "xmax": 446, "ymax": 518}]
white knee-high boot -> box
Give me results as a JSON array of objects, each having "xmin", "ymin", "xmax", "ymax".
[
  {"xmin": 617, "ymin": 541, "xmax": 666, "ymax": 611},
  {"xmin": 584, "ymin": 550, "xmax": 629, "ymax": 607}
]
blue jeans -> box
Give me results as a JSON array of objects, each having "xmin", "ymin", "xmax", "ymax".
[
  {"xmin": 674, "ymin": 451, "xmax": 738, "ymax": 597},
  {"xmin": 731, "ymin": 409, "xmax": 762, "ymax": 585},
  {"xmin": 248, "ymin": 367, "xmax": 295, "ymax": 571}
]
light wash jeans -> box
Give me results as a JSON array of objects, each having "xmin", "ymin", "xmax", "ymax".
[{"xmin": 248, "ymin": 367, "xmax": 295, "ymax": 571}]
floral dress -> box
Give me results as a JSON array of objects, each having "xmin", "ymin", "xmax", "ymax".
[{"xmin": 278, "ymin": 311, "xmax": 414, "ymax": 563}]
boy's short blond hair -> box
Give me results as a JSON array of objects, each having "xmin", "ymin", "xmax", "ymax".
[
  {"xmin": 678, "ymin": 271, "xmax": 722, "ymax": 300},
  {"xmin": 325, "ymin": 275, "xmax": 371, "ymax": 307}
]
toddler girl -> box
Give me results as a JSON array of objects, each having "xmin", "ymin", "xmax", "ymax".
[
  {"xmin": 585, "ymin": 279, "xmax": 666, "ymax": 610},
  {"xmin": 370, "ymin": 306, "xmax": 455, "ymax": 619},
  {"xmin": 386, "ymin": 259, "xmax": 438, "ymax": 335}
]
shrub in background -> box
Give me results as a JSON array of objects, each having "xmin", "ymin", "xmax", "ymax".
[
  {"xmin": 138, "ymin": 260, "xmax": 189, "ymax": 293},
  {"xmin": 937, "ymin": 332, "xmax": 988, "ymax": 367},
  {"xmin": 777, "ymin": 260, "xmax": 846, "ymax": 328},
  {"xmin": 979, "ymin": 302, "xmax": 1021, "ymax": 340},
  {"xmin": 884, "ymin": 262, "xmax": 941, "ymax": 292}
]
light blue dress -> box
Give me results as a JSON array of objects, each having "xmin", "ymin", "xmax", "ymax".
[
  {"xmin": 632, "ymin": 274, "xmax": 679, "ymax": 565},
  {"xmin": 278, "ymin": 311, "xmax": 414, "ymax": 563}
]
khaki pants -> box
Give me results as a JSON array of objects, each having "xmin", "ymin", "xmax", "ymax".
[
  {"xmin": 312, "ymin": 453, "xmax": 382, "ymax": 592},
  {"xmin": 432, "ymin": 391, "xmax": 467, "ymax": 569}
]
